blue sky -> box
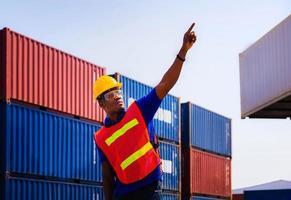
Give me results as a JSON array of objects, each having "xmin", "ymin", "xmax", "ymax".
[{"xmin": 1, "ymin": 0, "xmax": 291, "ymax": 189}]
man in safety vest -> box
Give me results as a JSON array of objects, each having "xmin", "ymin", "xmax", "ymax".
[{"xmin": 93, "ymin": 23, "xmax": 196, "ymax": 200}]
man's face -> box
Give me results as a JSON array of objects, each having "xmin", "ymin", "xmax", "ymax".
[{"xmin": 98, "ymin": 89, "xmax": 125, "ymax": 114}]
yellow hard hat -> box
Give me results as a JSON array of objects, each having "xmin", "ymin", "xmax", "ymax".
[{"xmin": 93, "ymin": 75, "xmax": 122, "ymax": 100}]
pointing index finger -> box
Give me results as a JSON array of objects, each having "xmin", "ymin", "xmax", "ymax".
[{"xmin": 187, "ymin": 23, "xmax": 195, "ymax": 33}]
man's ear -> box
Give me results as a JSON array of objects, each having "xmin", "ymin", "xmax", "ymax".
[{"xmin": 97, "ymin": 99, "xmax": 105, "ymax": 108}]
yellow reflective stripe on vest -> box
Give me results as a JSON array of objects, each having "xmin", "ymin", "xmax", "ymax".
[
  {"xmin": 120, "ymin": 141, "xmax": 153, "ymax": 170},
  {"xmin": 105, "ymin": 118, "xmax": 139, "ymax": 146}
]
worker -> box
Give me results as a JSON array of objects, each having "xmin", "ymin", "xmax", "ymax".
[{"xmin": 93, "ymin": 23, "xmax": 197, "ymax": 200}]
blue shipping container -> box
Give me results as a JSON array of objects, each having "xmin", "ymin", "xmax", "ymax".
[
  {"xmin": 160, "ymin": 192, "xmax": 180, "ymax": 200},
  {"xmin": 114, "ymin": 73, "xmax": 180, "ymax": 143},
  {"xmin": 244, "ymin": 189, "xmax": 291, "ymax": 200},
  {"xmin": 1, "ymin": 176, "xmax": 104, "ymax": 200},
  {"xmin": 160, "ymin": 141, "xmax": 180, "ymax": 192},
  {"xmin": 0, "ymin": 102, "xmax": 102, "ymax": 182},
  {"xmin": 181, "ymin": 102, "xmax": 231, "ymax": 157}
]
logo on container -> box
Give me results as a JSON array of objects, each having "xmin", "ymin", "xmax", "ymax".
[{"xmin": 161, "ymin": 159, "xmax": 173, "ymax": 174}]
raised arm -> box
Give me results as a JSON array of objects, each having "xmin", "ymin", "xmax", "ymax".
[{"xmin": 155, "ymin": 23, "xmax": 197, "ymax": 99}]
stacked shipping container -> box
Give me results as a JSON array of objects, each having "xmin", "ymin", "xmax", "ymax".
[
  {"xmin": 0, "ymin": 27, "xmax": 106, "ymax": 199},
  {"xmin": 181, "ymin": 103, "xmax": 231, "ymax": 156},
  {"xmin": 0, "ymin": 103, "xmax": 102, "ymax": 182},
  {"xmin": 181, "ymin": 102, "xmax": 231, "ymax": 200},
  {"xmin": 0, "ymin": 28, "xmax": 106, "ymax": 122}
]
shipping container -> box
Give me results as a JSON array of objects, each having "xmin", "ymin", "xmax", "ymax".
[
  {"xmin": 181, "ymin": 102, "xmax": 231, "ymax": 157},
  {"xmin": 232, "ymin": 194, "xmax": 244, "ymax": 200},
  {"xmin": 160, "ymin": 192, "xmax": 180, "ymax": 200},
  {"xmin": 113, "ymin": 73, "xmax": 180, "ymax": 143},
  {"xmin": 182, "ymin": 194, "xmax": 227, "ymax": 200},
  {"xmin": 160, "ymin": 141, "xmax": 180, "ymax": 192},
  {"xmin": 0, "ymin": 27, "xmax": 106, "ymax": 122},
  {"xmin": 182, "ymin": 148, "xmax": 231, "ymax": 198},
  {"xmin": 1, "ymin": 175, "xmax": 104, "ymax": 200},
  {"xmin": 239, "ymin": 15, "xmax": 291, "ymax": 118},
  {"xmin": 0, "ymin": 102, "xmax": 102, "ymax": 182},
  {"xmin": 192, "ymin": 196, "xmax": 227, "ymax": 200},
  {"xmin": 244, "ymin": 189, "xmax": 291, "ymax": 200}
]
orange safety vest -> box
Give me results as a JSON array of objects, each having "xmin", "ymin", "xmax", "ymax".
[{"xmin": 94, "ymin": 101, "xmax": 161, "ymax": 184}]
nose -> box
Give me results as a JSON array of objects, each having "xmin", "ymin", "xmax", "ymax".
[{"xmin": 114, "ymin": 93, "xmax": 123, "ymax": 100}]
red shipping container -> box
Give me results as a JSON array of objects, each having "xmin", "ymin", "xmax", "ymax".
[
  {"xmin": 182, "ymin": 148, "xmax": 231, "ymax": 198},
  {"xmin": 0, "ymin": 28, "xmax": 106, "ymax": 122},
  {"xmin": 232, "ymin": 194, "xmax": 244, "ymax": 200}
]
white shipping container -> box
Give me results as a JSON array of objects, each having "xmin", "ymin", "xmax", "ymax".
[{"xmin": 239, "ymin": 15, "xmax": 291, "ymax": 119}]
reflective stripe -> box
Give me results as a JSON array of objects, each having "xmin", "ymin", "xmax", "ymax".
[
  {"xmin": 120, "ymin": 141, "xmax": 153, "ymax": 170},
  {"xmin": 105, "ymin": 118, "xmax": 139, "ymax": 146}
]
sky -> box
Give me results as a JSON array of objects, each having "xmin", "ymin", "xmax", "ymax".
[{"xmin": 1, "ymin": 0, "xmax": 291, "ymax": 190}]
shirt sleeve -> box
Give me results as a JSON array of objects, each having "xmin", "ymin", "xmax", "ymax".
[{"xmin": 136, "ymin": 88, "xmax": 162, "ymax": 125}]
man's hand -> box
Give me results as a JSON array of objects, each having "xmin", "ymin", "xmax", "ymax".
[
  {"xmin": 182, "ymin": 23, "xmax": 197, "ymax": 51},
  {"xmin": 155, "ymin": 22, "xmax": 197, "ymax": 99}
]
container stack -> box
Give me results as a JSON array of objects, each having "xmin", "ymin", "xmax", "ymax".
[
  {"xmin": 1, "ymin": 27, "xmax": 233, "ymax": 200},
  {"xmin": 113, "ymin": 73, "xmax": 181, "ymax": 199},
  {"xmin": 0, "ymin": 28, "xmax": 106, "ymax": 199},
  {"xmin": 181, "ymin": 102, "xmax": 232, "ymax": 200}
]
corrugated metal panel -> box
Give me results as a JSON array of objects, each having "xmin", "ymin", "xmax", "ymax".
[
  {"xmin": 114, "ymin": 73, "xmax": 180, "ymax": 143},
  {"xmin": 0, "ymin": 103, "xmax": 102, "ymax": 182},
  {"xmin": 160, "ymin": 192, "xmax": 180, "ymax": 200},
  {"xmin": 232, "ymin": 194, "xmax": 244, "ymax": 200},
  {"xmin": 0, "ymin": 27, "xmax": 106, "ymax": 122},
  {"xmin": 244, "ymin": 189, "xmax": 291, "ymax": 200},
  {"xmin": 192, "ymin": 196, "xmax": 226, "ymax": 200},
  {"xmin": 239, "ymin": 15, "xmax": 291, "ymax": 118},
  {"xmin": 181, "ymin": 102, "xmax": 231, "ymax": 157},
  {"xmin": 182, "ymin": 148, "xmax": 231, "ymax": 197},
  {"xmin": 182, "ymin": 195, "xmax": 226, "ymax": 200},
  {"xmin": 0, "ymin": 29, "xmax": 6, "ymax": 99},
  {"xmin": 160, "ymin": 141, "xmax": 180, "ymax": 192},
  {"xmin": 2, "ymin": 176, "xmax": 104, "ymax": 200}
]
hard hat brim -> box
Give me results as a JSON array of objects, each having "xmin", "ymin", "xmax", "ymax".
[{"xmin": 93, "ymin": 81, "xmax": 123, "ymax": 102}]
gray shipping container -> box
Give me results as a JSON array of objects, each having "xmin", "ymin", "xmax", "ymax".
[{"xmin": 239, "ymin": 15, "xmax": 291, "ymax": 119}]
